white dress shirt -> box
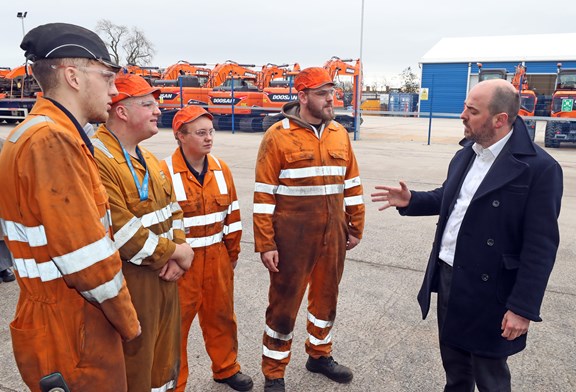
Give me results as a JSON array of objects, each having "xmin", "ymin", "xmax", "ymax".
[{"xmin": 439, "ymin": 129, "xmax": 513, "ymax": 266}]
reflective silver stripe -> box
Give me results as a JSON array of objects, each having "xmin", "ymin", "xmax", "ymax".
[
  {"xmin": 101, "ymin": 210, "xmax": 112, "ymax": 234},
  {"xmin": 141, "ymin": 205, "xmax": 172, "ymax": 228},
  {"xmin": 1, "ymin": 220, "xmax": 48, "ymax": 247},
  {"xmin": 164, "ymin": 156, "xmax": 187, "ymax": 202},
  {"xmin": 92, "ymin": 138, "xmax": 114, "ymax": 158},
  {"xmin": 129, "ymin": 232, "xmax": 159, "ymax": 265},
  {"xmin": 151, "ymin": 379, "xmax": 176, "ymax": 392},
  {"xmin": 210, "ymin": 154, "xmax": 222, "ymax": 169},
  {"xmin": 9, "ymin": 116, "xmax": 54, "ymax": 143},
  {"xmin": 81, "ymin": 270, "xmax": 124, "ymax": 303},
  {"xmin": 265, "ymin": 325, "xmax": 293, "ymax": 341},
  {"xmin": 53, "ymin": 236, "xmax": 117, "ymax": 275},
  {"xmin": 184, "ymin": 211, "xmax": 227, "ymax": 228},
  {"xmin": 253, "ymin": 203, "xmax": 275, "ymax": 214},
  {"xmin": 159, "ymin": 228, "xmax": 174, "ymax": 241},
  {"xmin": 279, "ymin": 166, "xmax": 346, "ymax": 179},
  {"xmin": 214, "ymin": 170, "xmax": 228, "ymax": 195},
  {"xmin": 308, "ymin": 331, "xmax": 333, "ymax": 346},
  {"xmin": 172, "ymin": 219, "xmax": 184, "ymax": 231},
  {"xmin": 344, "ymin": 195, "xmax": 364, "ymax": 206},
  {"xmin": 13, "ymin": 258, "xmax": 62, "ymax": 282},
  {"xmin": 263, "ymin": 345, "xmax": 290, "ymax": 360},
  {"xmin": 255, "ymin": 182, "xmax": 278, "ymax": 194},
  {"xmin": 282, "ymin": 118, "xmax": 290, "ymax": 129},
  {"xmin": 227, "ymin": 200, "xmax": 240, "ymax": 214},
  {"xmin": 276, "ymin": 184, "xmax": 344, "ymax": 197},
  {"xmin": 170, "ymin": 201, "xmax": 182, "ymax": 214},
  {"xmin": 307, "ymin": 312, "xmax": 334, "ymax": 328},
  {"xmin": 186, "ymin": 232, "xmax": 223, "ymax": 248},
  {"xmin": 223, "ymin": 221, "xmax": 242, "ymax": 235},
  {"xmin": 344, "ymin": 176, "xmax": 362, "ymax": 189},
  {"xmin": 114, "ymin": 216, "xmax": 142, "ymax": 249}
]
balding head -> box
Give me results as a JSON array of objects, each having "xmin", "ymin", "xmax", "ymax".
[{"xmin": 473, "ymin": 79, "xmax": 520, "ymax": 126}]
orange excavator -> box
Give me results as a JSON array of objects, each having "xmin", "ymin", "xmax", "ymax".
[
  {"xmin": 544, "ymin": 63, "xmax": 576, "ymax": 148},
  {"xmin": 125, "ymin": 64, "xmax": 161, "ymax": 85},
  {"xmin": 0, "ymin": 65, "xmax": 39, "ymax": 123},
  {"xmin": 154, "ymin": 61, "xmax": 213, "ymax": 109},
  {"xmin": 323, "ymin": 56, "xmax": 362, "ymax": 110},
  {"xmin": 260, "ymin": 63, "xmax": 301, "ymax": 111},
  {"xmin": 477, "ymin": 63, "xmax": 537, "ymax": 139},
  {"xmin": 207, "ymin": 61, "xmax": 263, "ymax": 115}
]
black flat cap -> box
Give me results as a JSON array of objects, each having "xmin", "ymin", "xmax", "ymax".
[{"xmin": 21, "ymin": 22, "xmax": 120, "ymax": 70}]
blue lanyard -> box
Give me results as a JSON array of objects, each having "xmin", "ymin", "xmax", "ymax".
[{"xmin": 110, "ymin": 132, "xmax": 149, "ymax": 201}]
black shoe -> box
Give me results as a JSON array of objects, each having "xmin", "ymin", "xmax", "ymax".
[
  {"xmin": 214, "ymin": 371, "xmax": 253, "ymax": 391},
  {"xmin": 305, "ymin": 356, "xmax": 353, "ymax": 383},
  {"xmin": 0, "ymin": 268, "xmax": 15, "ymax": 283},
  {"xmin": 264, "ymin": 378, "xmax": 285, "ymax": 392}
]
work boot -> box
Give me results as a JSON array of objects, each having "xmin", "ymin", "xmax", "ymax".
[
  {"xmin": 0, "ymin": 268, "xmax": 15, "ymax": 283},
  {"xmin": 305, "ymin": 356, "xmax": 353, "ymax": 383},
  {"xmin": 264, "ymin": 378, "xmax": 285, "ymax": 392},
  {"xmin": 214, "ymin": 371, "xmax": 254, "ymax": 391}
]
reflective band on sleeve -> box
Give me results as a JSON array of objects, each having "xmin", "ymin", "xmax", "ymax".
[
  {"xmin": 186, "ymin": 232, "xmax": 224, "ymax": 248},
  {"xmin": 151, "ymin": 379, "xmax": 176, "ymax": 392},
  {"xmin": 276, "ymin": 184, "xmax": 344, "ymax": 197},
  {"xmin": 279, "ymin": 166, "xmax": 346, "ymax": 179},
  {"xmin": 307, "ymin": 312, "xmax": 334, "ymax": 328},
  {"xmin": 184, "ymin": 210, "xmax": 227, "ymax": 228},
  {"xmin": 159, "ymin": 228, "xmax": 174, "ymax": 241},
  {"xmin": 344, "ymin": 176, "xmax": 362, "ymax": 189},
  {"xmin": 1, "ymin": 219, "xmax": 48, "ymax": 247},
  {"xmin": 214, "ymin": 170, "xmax": 228, "ymax": 195},
  {"xmin": 14, "ymin": 258, "xmax": 62, "ymax": 282},
  {"xmin": 263, "ymin": 345, "xmax": 291, "ymax": 360},
  {"xmin": 254, "ymin": 182, "xmax": 278, "ymax": 194},
  {"xmin": 265, "ymin": 325, "xmax": 293, "ymax": 341},
  {"xmin": 308, "ymin": 331, "xmax": 333, "ymax": 346},
  {"xmin": 172, "ymin": 219, "xmax": 184, "ymax": 231},
  {"xmin": 114, "ymin": 216, "xmax": 142, "ymax": 249},
  {"xmin": 170, "ymin": 202, "xmax": 182, "ymax": 214},
  {"xmin": 253, "ymin": 203, "xmax": 275, "ymax": 214},
  {"xmin": 344, "ymin": 195, "xmax": 364, "ymax": 206},
  {"xmin": 223, "ymin": 221, "xmax": 242, "ymax": 235},
  {"xmin": 53, "ymin": 236, "xmax": 117, "ymax": 275},
  {"xmin": 164, "ymin": 157, "xmax": 187, "ymax": 202},
  {"xmin": 81, "ymin": 270, "xmax": 124, "ymax": 303},
  {"xmin": 129, "ymin": 232, "xmax": 159, "ymax": 264},
  {"xmin": 227, "ymin": 200, "xmax": 240, "ymax": 214},
  {"xmin": 9, "ymin": 115, "xmax": 54, "ymax": 143},
  {"xmin": 140, "ymin": 204, "xmax": 172, "ymax": 228}
]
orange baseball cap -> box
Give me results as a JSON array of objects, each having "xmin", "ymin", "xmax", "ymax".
[
  {"xmin": 112, "ymin": 72, "xmax": 160, "ymax": 104},
  {"xmin": 172, "ymin": 105, "xmax": 214, "ymax": 132},
  {"xmin": 294, "ymin": 67, "xmax": 334, "ymax": 91}
]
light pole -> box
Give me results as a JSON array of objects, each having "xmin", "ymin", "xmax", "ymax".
[
  {"xmin": 354, "ymin": 0, "xmax": 364, "ymax": 140},
  {"xmin": 17, "ymin": 11, "xmax": 27, "ymax": 38}
]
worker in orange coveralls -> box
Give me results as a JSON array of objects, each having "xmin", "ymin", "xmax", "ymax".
[
  {"xmin": 253, "ymin": 67, "xmax": 365, "ymax": 392},
  {"xmin": 0, "ymin": 23, "xmax": 140, "ymax": 391},
  {"xmin": 160, "ymin": 105, "xmax": 253, "ymax": 392},
  {"xmin": 93, "ymin": 73, "xmax": 194, "ymax": 392}
]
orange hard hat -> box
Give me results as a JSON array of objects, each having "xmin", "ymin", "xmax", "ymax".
[
  {"xmin": 294, "ymin": 67, "xmax": 333, "ymax": 91},
  {"xmin": 112, "ymin": 72, "xmax": 160, "ymax": 104},
  {"xmin": 172, "ymin": 105, "xmax": 214, "ymax": 132}
]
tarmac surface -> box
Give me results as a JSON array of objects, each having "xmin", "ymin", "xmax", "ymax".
[{"xmin": 0, "ymin": 116, "xmax": 575, "ymax": 392}]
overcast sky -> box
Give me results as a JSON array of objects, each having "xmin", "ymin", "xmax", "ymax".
[{"xmin": 2, "ymin": 0, "xmax": 575, "ymax": 87}]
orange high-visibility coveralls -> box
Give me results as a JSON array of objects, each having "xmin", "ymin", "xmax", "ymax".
[
  {"xmin": 94, "ymin": 125, "xmax": 186, "ymax": 392},
  {"xmin": 160, "ymin": 150, "xmax": 242, "ymax": 391},
  {"xmin": 253, "ymin": 111, "xmax": 365, "ymax": 379},
  {"xmin": 0, "ymin": 98, "xmax": 139, "ymax": 392}
]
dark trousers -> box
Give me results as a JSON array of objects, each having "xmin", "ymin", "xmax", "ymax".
[{"xmin": 437, "ymin": 261, "xmax": 511, "ymax": 392}]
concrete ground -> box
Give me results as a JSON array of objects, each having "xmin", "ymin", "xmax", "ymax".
[{"xmin": 0, "ymin": 116, "xmax": 575, "ymax": 392}]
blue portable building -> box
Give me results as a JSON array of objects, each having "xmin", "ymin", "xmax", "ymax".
[{"xmin": 418, "ymin": 33, "xmax": 576, "ymax": 117}]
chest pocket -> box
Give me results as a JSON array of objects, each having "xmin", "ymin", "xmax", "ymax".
[
  {"xmin": 327, "ymin": 149, "xmax": 349, "ymax": 162},
  {"xmin": 285, "ymin": 150, "xmax": 314, "ymax": 165}
]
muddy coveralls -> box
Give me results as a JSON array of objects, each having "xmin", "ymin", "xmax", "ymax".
[
  {"xmin": 0, "ymin": 98, "xmax": 139, "ymax": 392},
  {"xmin": 253, "ymin": 102, "xmax": 365, "ymax": 379},
  {"xmin": 93, "ymin": 125, "xmax": 186, "ymax": 392},
  {"xmin": 161, "ymin": 150, "xmax": 242, "ymax": 391}
]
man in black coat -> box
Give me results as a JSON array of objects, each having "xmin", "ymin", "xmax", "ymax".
[{"xmin": 372, "ymin": 79, "xmax": 563, "ymax": 391}]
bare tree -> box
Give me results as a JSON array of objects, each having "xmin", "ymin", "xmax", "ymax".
[
  {"xmin": 123, "ymin": 27, "xmax": 156, "ymax": 66},
  {"xmin": 399, "ymin": 67, "xmax": 420, "ymax": 93},
  {"xmin": 95, "ymin": 20, "xmax": 155, "ymax": 66}
]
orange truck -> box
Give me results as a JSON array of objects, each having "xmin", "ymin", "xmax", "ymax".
[
  {"xmin": 544, "ymin": 63, "xmax": 576, "ymax": 148},
  {"xmin": 477, "ymin": 63, "xmax": 537, "ymax": 140}
]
